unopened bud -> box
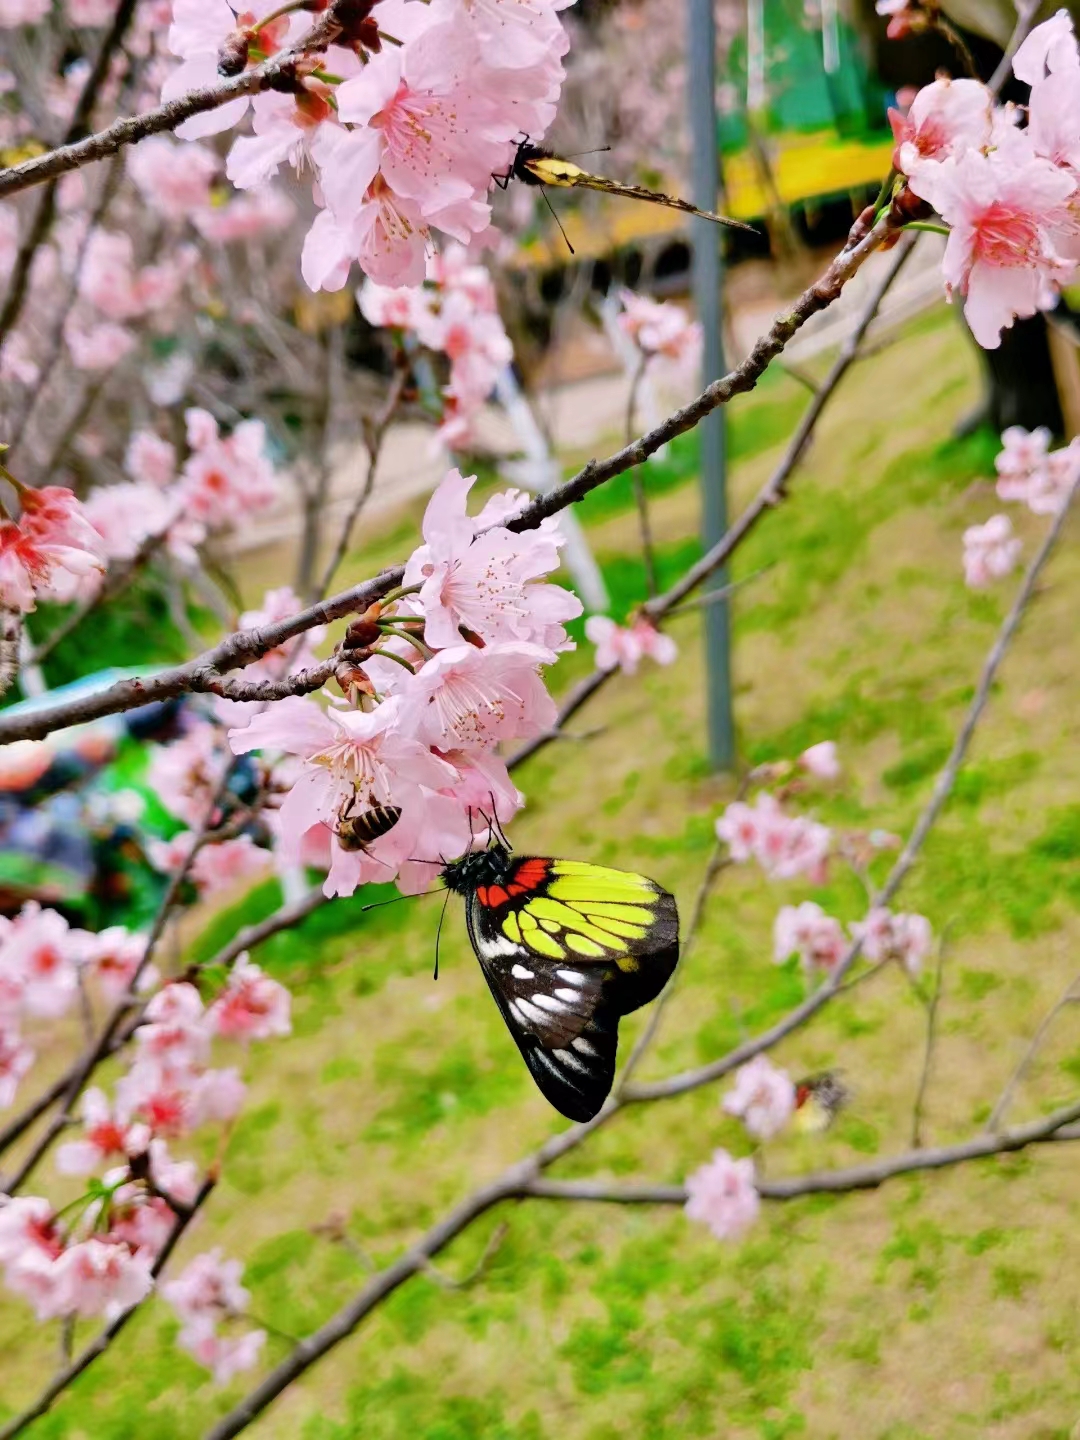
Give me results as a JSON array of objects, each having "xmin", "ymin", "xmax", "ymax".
[{"xmin": 345, "ymin": 618, "xmax": 382, "ymax": 649}]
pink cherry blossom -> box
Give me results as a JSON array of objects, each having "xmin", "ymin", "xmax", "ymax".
[
  {"xmin": 0, "ymin": 1029, "xmax": 34, "ymax": 1107},
  {"xmin": 400, "ymin": 642, "xmax": 558, "ymax": 751},
  {"xmin": 79, "ymin": 927, "xmax": 156, "ymax": 1004},
  {"xmin": 617, "ymin": 289, "xmax": 702, "ymax": 374},
  {"xmin": 163, "ymin": 0, "xmax": 295, "ymax": 141},
  {"xmin": 716, "ymin": 793, "xmax": 831, "ymax": 882},
  {"xmin": 995, "ymin": 425, "xmax": 1053, "ymax": 501},
  {"xmin": 177, "ymin": 411, "xmax": 279, "ymax": 528},
  {"xmin": 133, "ymin": 982, "xmax": 211, "ymax": 1087},
  {"xmin": 206, "ymin": 957, "xmax": 291, "ymax": 1042},
  {"xmin": 182, "ymin": 1325, "xmax": 267, "ymax": 1384},
  {"xmin": 684, "ymin": 1149, "xmax": 760, "ymax": 1242},
  {"xmin": 584, "ymin": 615, "xmax": 676, "ymax": 675},
  {"xmin": 0, "ymin": 487, "xmax": 104, "ymax": 614},
  {"xmin": 722, "ymin": 1055, "xmax": 796, "ymax": 1140},
  {"xmin": 189, "ymin": 836, "xmax": 272, "ymax": 899},
  {"xmin": 147, "ymin": 722, "xmax": 223, "ymax": 826},
  {"xmin": 55, "ymin": 1087, "xmax": 151, "ymax": 1176},
  {"xmin": 127, "ymin": 136, "xmax": 219, "ymax": 221},
  {"xmin": 851, "ymin": 906, "xmax": 933, "ymax": 978},
  {"xmin": 0, "ymin": 0, "xmax": 50, "ymax": 27},
  {"xmin": 64, "ymin": 318, "xmax": 136, "ymax": 371},
  {"xmin": 962, "ymin": 514, "xmax": 1022, "ymax": 588},
  {"xmin": 124, "ymin": 430, "xmax": 177, "ymax": 488},
  {"xmin": 0, "ymin": 1196, "xmax": 59, "ymax": 1269},
  {"xmin": 51, "ymin": 1238, "xmax": 154, "ymax": 1319},
  {"xmin": 798, "ymin": 741, "xmax": 840, "ymax": 781},
  {"xmin": 162, "ymin": 1247, "xmax": 249, "ymax": 1325},
  {"xmin": 404, "ymin": 468, "xmax": 581, "ymax": 650},
  {"xmin": 148, "ymin": 1138, "xmax": 200, "ymax": 1206},
  {"xmin": 1, "ymin": 903, "xmax": 80, "ymax": 1019},
  {"xmin": 1012, "ymin": 10, "xmax": 1080, "ymax": 86},
  {"xmin": 193, "ymin": 187, "xmax": 295, "ymax": 243},
  {"xmin": 67, "ymin": 0, "xmax": 117, "ymax": 23},
  {"xmin": 773, "ymin": 901, "xmax": 847, "ymax": 974},
  {"xmin": 889, "ymin": 77, "xmax": 991, "ymax": 185},
  {"xmin": 919, "ymin": 146, "xmax": 1077, "ymax": 349}
]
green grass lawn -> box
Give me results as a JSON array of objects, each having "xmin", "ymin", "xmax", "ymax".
[{"xmin": 5, "ymin": 304, "xmax": 1080, "ymax": 1440}]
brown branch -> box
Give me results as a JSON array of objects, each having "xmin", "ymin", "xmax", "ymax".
[
  {"xmin": 524, "ymin": 1093, "xmax": 1080, "ymax": 1206},
  {"xmin": 0, "ymin": 4, "xmax": 348, "ymax": 205},
  {"xmin": 0, "ymin": 1176, "xmax": 216, "ymax": 1440},
  {"xmin": 0, "ymin": 213, "xmax": 896, "ymax": 747}
]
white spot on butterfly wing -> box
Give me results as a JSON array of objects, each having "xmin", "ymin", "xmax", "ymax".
[
  {"xmin": 531, "ymin": 993, "xmax": 568, "ymax": 1014},
  {"xmin": 554, "ymin": 987, "xmax": 582, "ymax": 1003},
  {"xmin": 480, "ymin": 934, "xmax": 520, "ymax": 958},
  {"xmin": 515, "ymin": 997, "xmax": 549, "ymax": 1026},
  {"xmin": 553, "ymin": 1047, "xmax": 589, "ymax": 1073},
  {"xmin": 511, "ymin": 963, "xmax": 534, "ymax": 980},
  {"xmin": 556, "ymin": 969, "xmax": 587, "ymax": 986},
  {"xmin": 571, "ymin": 1036, "xmax": 598, "ymax": 1055}
]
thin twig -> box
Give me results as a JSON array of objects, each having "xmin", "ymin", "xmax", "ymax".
[
  {"xmin": 987, "ymin": 0, "xmax": 1039, "ymax": 95},
  {"xmin": 510, "ymin": 234, "xmax": 919, "ymax": 773},
  {"xmin": 625, "ymin": 354, "xmax": 657, "ymax": 597},
  {"xmin": 911, "ymin": 930, "xmax": 949, "ymax": 1148},
  {"xmin": 624, "ymin": 476, "xmax": 1080, "ymax": 1104},
  {"xmin": 986, "ymin": 969, "xmax": 1080, "ymax": 1134}
]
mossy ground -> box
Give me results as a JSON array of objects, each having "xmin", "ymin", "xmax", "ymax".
[{"xmin": 3, "ymin": 304, "xmax": 1080, "ymax": 1440}]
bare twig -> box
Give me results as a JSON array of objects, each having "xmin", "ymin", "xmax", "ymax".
[
  {"xmin": 911, "ymin": 930, "xmax": 950, "ymax": 1148},
  {"xmin": 624, "ymin": 476, "xmax": 1080, "ymax": 1104},
  {"xmin": 625, "ymin": 354, "xmax": 657, "ymax": 596},
  {"xmin": 988, "ymin": 0, "xmax": 1040, "ymax": 95},
  {"xmin": 986, "ymin": 969, "xmax": 1080, "ymax": 1134},
  {"xmin": 510, "ymin": 234, "xmax": 919, "ymax": 773}
]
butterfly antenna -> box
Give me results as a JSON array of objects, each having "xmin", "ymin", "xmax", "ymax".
[
  {"xmin": 564, "ymin": 146, "xmax": 612, "ymax": 159},
  {"xmin": 433, "ymin": 886, "xmax": 451, "ymax": 980},
  {"xmin": 538, "ymin": 184, "xmax": 575, "ymax": 255},
  {"xmin": 361, "ymin": 889, "xmax": 442, "ymax": 912},
  {"xmin": 488, "ymin": 791, "xmax": 511, "ymax": 850}
]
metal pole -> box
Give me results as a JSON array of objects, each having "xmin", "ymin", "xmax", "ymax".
[{"xmin": 687, "ymin": 0, "xmax": 736, "ymax": 770}]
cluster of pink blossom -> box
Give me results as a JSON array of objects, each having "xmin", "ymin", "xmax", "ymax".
[
  {"xmin": 961, "ymin": 425, "xmax": 1080, "ymax": 589},
  {"xmin": 360, "ymin": 245, "xmax": 513, "ymax": 449},
  {"xmin": 616, "ymin": 289, "xmax": 702, "ymax": 380},
  {"xmin": 961, "ymin": 513, "xmax": 1022, "ymax": 589},
  {"xmin": 160, "ymin": 0, "xmax": 570, "ymax": 290},
  {"xmin": 65, "ymin": 229, "xmax": 197, "ymax": 373},
  {"xmin": 721, "ymin": 1055, "xmax": 796, "ymax": 1140},
  {"xmin": 161, "ymin": 1248, "xmax": 266, "ymax": 1383},
  {"xmin": 0, "ymin": 960, "xmax": 288, "ymax": 1342},
  {"xmin": 0, "ymin": 905, "xmax": 150, "ymax": 1109},
  {"xmin": 584, "ymin": 614, "xmax": 678, "ymax": 675},
  {"xmin": 80, "ymin": 411, "xmax": 280, "ymax": 576},
  {"xmin": 0, "ymin": 483, "xmax": 104, "ymax": 613},
  {"xmin": 229, "ymin": 467, "xmax": 581, "ymax": 897},
  {"xmin": 889, "ymin": 12, "xmax": 1080, "ymax": 348},
  {"xmin": 716, "ymin": 791, "xmax": 832, "ymax": 884},
  {"xmin": 774, "ymin": 900, "xmax": 931, "ymax": 979}
]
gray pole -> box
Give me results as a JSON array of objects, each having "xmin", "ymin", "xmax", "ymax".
[{"xmin": 687, "ymin": 0, "xmax": 736, "ymax": 771}]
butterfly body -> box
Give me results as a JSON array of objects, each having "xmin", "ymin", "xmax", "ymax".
[
  {"xmin": 442, "ymin": 841, "xmax": 679, "ymax": 1122},
  {"xmin": 507, "ymin": 141, "xmax": 757, "ymax": 235}
]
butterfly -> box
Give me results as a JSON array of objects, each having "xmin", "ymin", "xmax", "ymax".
[
  {"xmin": 496, "ymin": 138, "xmax": 758, "ymax": 251},
  {"xmin": 440, "ymin": 838, "xmax": 679, "ymax": 1122}
]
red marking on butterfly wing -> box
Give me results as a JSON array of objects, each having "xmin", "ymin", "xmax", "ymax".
[
  {"xmin": 476, "ymin": 886, "xmax": 489, "ymax": 906},
  {"xmin": 486, "ymin": 885, "xmax": 510, "ymax": 907}
]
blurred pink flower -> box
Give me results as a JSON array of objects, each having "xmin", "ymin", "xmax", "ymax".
[
  {"xmin": 585, "ymin": 614, "xmax": 677, "ymax": 675},
  {"xmin": 55, "ymin": 1087, "xmax": 151, "ymax": 1176},
  {"xmin": 716, "ymin": 793, "xmax": 831, "ymax": 882},
  {"xmin": 798, "ymin": 741, "xmax": 840, "ymax": 781},
  {"xmin": 124, "ymin": 430, "xmax": 177, "ymax": 489},
  {"xmin": 722, "ymin": 1056, "xmax": 796, "ymax": 1140},
  {"xmin": 773, "ymin": 901, "xmax": 847, "ymax": 974},
  {"xmin": 962, "ymin": 514, "xmax": 1021, "ymax": 588},
  {"xmin": 0, "ymin": 1028, "xmax": 33, "ymax": 1108},
  {"xmin": 206, "ymin": 957, "xmax": 291, "ymax": 1042},
  {"xmin": 51, "ymin": 1238, "xmax": 154, "ymax": 1320},
  {"xmin": 684, "ymin": 1149, "xmax": 760, "ymax": 1241},
  {"xmin": 851, "ymin": 906, "xmax": 933, "ymax": 978},
  {"xmin": 0, "ymin": 740, "xmax": 51, "ymax": 793},
  {"xmin": 0, "ymin": 0, "xmax": 50, "ymax": 27},
  {"xmin": 189, "ymin": 837, "xmax": 272, "ymax": 899},
  {"xmin": 127, "ymin": 135, "xmax": 218, "ymax": 221}
]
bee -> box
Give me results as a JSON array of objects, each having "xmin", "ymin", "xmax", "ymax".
[{"xmin": 334, "ymin": 797, "xmax": 402, "ymax": 853}]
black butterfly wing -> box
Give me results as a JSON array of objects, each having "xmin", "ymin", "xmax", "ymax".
[{"xmin": 465, "ymin": 858, "xmax": 679, "ymax": 1122}]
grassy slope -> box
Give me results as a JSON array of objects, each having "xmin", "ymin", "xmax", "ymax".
[{"xmin": 5, "ymin": 308, "xmax": 1080, "ymax": 1440}]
